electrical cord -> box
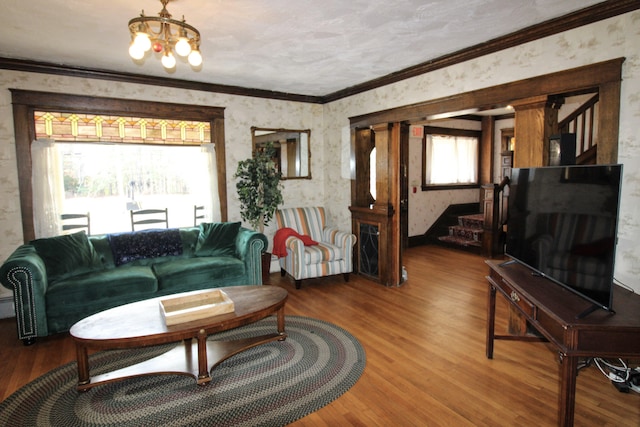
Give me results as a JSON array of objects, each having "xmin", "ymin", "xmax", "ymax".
[
  {"xmin": 612, "ymin": 277, "xmax": 636, "ymax": 293},
  {"xmin": 594, "ymin": 358, "xmax": 629, "ymax": 382},
  {"xmin": 594, "ymin": 357, "xmax": 640, "ymax": 394}
]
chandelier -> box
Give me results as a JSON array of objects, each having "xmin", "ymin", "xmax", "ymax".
[{"xmin": 128, "ymin": 0, "xmax": 202, "ymax": 70}]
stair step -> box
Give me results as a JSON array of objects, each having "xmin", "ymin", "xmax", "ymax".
[
  {"xmin": 438, "ymin": 235, "xmax": 482, "ymax": 247},
  {"xmin": 447, "ymin": 225, "xmax": 484, "ymax": 241},
  {"xmin": 435, "ymin": 211, "xmax": 485, "ymax": 251},
  {"xmin": 458, "ymin": 213, "xmax": 484, "ymax": 229}
]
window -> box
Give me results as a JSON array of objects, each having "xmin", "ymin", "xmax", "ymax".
[
  {"xmin": 11, "ymin": 90, "xmax": 227, "ymax": 241},
  {"xmin": 29, "ymin": 111, "xmax": 219, "ymax": 236},
  {"xmin": 422, "ymin": 126, "xmax": 480, "ymax": 189},
  {"xmin": 11, "ymin": 89, "xmax": 227, "ymax": 242},
  {"xmin": 58, "ymin": 143, "xmax": 210, "ymax": 234}
]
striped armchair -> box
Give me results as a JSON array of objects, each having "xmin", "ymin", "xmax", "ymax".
[{"xmin": 275, "ymin": 207, "xmax": 356, "ymax": 289}]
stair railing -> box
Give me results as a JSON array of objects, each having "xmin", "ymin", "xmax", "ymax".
[
  {"xmin": 481, "ymin": 176, "xmax": 510, "ymax": 257},
  {"xmin": 558, "ymin": 93, "xmax": 599, "ymax": 160}
]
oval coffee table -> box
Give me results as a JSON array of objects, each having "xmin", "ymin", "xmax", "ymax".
[{"xmin": 70, "ymin": 285, "xmax": 288, "ymax": 391}]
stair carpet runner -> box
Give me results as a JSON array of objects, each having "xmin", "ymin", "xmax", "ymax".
[{"xmin": 438, "ymin": 213, "xmax": 484, "ymax": 247}]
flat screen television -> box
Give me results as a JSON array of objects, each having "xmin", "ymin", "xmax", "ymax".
[{"xmin": 505, "ymin": 164, "xmax": 622, "ymax": 315}]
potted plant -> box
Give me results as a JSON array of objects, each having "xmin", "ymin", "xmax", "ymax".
[{"xmin": 235, "ymin": 142, "xmax": 283, "ymax": 282}]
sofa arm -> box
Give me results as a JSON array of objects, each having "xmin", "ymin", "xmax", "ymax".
[
  {"xmin": 0, "ymin": 245, "xmax": 50, "ymax": 340},
  {"xmin": 280, "ymin": 235, "xmax": 307, "ymax": 280},
  {"xmin": 323, "ymin": 227, "xmax": 357, "ymax": 250},
  {"xmin": 235, "ymin": 227, "xmax": 268, "ymax": 284},
  {"xmin": 323, "ymin": 227, "xmax": 357, "ymax": 272}
]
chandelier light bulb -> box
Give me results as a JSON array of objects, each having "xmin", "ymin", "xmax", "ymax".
[
  {"xmin": 129, "ymin": 43, "xmax": 145, "ymax": 60},
  {"xmin": 175, "ymin": 37, "xmax": 192, "ymax": 57},
  {"xmin": 128, "ymin": 0, "xmax": 202, "ymax": 70},
  {"xmin": 188, "ymin": 49, "xmax": 203, "ymax": 67},
  {"xmin": 161, "ymin": 51, "xmax": 176, "ymax": 69},
  {"xmin": 133, "ymin": 32, "xmax": 152, "ymax": 52}
]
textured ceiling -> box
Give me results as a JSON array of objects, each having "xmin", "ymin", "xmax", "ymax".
[{"xmin": 0, "ymin": 0, "xmax": 604, "ymax": 96}]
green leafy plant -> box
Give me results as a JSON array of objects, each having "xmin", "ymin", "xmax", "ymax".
[{"xmin": 235, "ymin": 142, "xmax": 283, "ymax": 232}]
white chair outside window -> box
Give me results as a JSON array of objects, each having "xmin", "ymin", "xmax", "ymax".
[
  {"xmin": 130, "ymin": 208, "xmax": 168, "ymax": 231},
  {"xmin": 194, "ymin": 205, "xmax": 205, "ymax": 226},
  {"xmin": 61, "ymin": 212, "xmax": 91, "ymax": 235}
]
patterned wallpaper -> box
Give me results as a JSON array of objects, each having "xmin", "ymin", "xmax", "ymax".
[
  {"xmin": 0, "ymin": 11, "xmax": 639, "ymax": 300},
  {"xmin": 322, "ymin": 12, "xmax": 640, "ymax": 293}
]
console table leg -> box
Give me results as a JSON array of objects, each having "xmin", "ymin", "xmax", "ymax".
[
  {"xmin": 196, "ymin": 329, "xmax": 211, "ymax": 385},
  {"xmin": 558, "ymin": 353, "xmax": 578, "ymax": 427},
  {"xmin": 486, "ymin": 285, "xmax": 497, "ymax": 359}
]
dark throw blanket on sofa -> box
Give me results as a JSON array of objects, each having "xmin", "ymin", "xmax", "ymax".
[{"xmin": 107, "ymin": 229, "xmax": 183, "ymax": 266}]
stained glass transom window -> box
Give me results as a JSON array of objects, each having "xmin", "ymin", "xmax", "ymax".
[{"xmin": 34, "ymin": 111, "xmax": 211, "ymax": 145}]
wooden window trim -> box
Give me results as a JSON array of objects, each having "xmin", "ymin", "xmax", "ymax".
[
  {"xmin": 10, "ymin": 89, "xmax": 227, "ymax": 242},
  {"xmin": 421, "ymin": 126, "xmax": 482, "ymax": 190}
]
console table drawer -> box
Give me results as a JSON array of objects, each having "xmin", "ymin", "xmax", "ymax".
[{"xmin": 493, "ymin": 275, "xmax": 536, "ymax": 319}]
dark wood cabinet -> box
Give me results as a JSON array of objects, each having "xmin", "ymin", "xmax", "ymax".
[
  {"xmin": 486, "ymin": 260, "xmax": 640, "ymax": 427},
  {"xmin": 349, "ymin": 205, "xmax": 394, "ymax": 285}
]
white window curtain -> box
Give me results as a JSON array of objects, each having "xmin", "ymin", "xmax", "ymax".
[
  {"xmin": 31, "ymin": 139, "xmax": 64, "ymax": 238},
  {"xmin": 200, "ymin": 143, "xmax": 221, "ymax": 222},
  {"xmin": 425, "ymin": 135, "xmax": 478, "ymax": 185}
]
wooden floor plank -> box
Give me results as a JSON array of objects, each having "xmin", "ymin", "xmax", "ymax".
[{"xmin": 0, "ymin": 245, "xmax": 638, "ymax": 425}]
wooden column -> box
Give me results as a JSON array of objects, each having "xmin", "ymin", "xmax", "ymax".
[
  {"xmin": 508, "ymin": 95, "xmax": 561, "ymax": 335},
  {"xmin": 511, "ymin": 95, "xmax": 561, "ymax": 168},
  {"xmin": 349, "ymin": 123, "xmax": 402, "ymax": 287},
  {"xmin": 370, "ymin": 123, "xmax": 401, "ymax": 287},
  {"xmin": 387, "ymin": 123, "xmax": 402, "ymax": 287},
  {"xmin": 480, "ymin": 116, "xmax": 494, "ymax": 184},
  {"xmin": 597, "ymin": 80, "xmax": 621, "ymax": 164}
]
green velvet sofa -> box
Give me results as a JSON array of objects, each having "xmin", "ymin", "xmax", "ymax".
[{"xmin": 0, "ymin": 222, "xmax": 267, "ymax": 344}]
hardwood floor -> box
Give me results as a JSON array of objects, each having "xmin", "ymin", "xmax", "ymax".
[{"xmin": 1, "ymin": 245, "xmax": 638, "ymax": 426}]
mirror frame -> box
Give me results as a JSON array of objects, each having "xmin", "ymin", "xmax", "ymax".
[{"xmin": 251, "ymin": 127, "xmax": 311, "ymax": 180}]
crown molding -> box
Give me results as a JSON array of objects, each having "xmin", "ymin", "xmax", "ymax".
[
  {"xmin": 1, "ymin": 0, "xmax": 638, "ymax": 105},
  {"xmin": 0, "ymin": 57, "xmax": 325, "ymax": 104},
  {"xmin": 322, "ymin": 0, "xmax": 640, "ymax": 102}
]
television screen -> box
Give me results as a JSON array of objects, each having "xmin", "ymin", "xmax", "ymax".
[{"xmin": 505, "ymin": 164, "xmax": 622, "ymax": 312}]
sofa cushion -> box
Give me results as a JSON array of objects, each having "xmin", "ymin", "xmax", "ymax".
[
  {"xmin": 45, "ymin": 266, "xmax": 159, "ymax": 335},
  {"xmin": 179, "ymin": 228, "xmax": 200, "ymax": 257},
  {"xmin": 30, "ymin": 231, "xmax": 103, "ymax": 282},
  {"xmin": 304, "ymin": 242, "xmax": 342, "ymax": 264},
  {"xmin": 153, "ymin": 257, "xmax": 246, "ymax": 291},
  {"xmin": 46, "ymin": 266, "xmax": 158, "ymax": 308},
  {"xmin": 89, "ymin": 235, "xmax": 116, "ymax": 268},
  {"xmin": 108, "ymin": 229, "xmax": 183, "ymax": 266},
  {"xmin": 195, "ymin": 222, "xmax": 241, "ymax": 257}
]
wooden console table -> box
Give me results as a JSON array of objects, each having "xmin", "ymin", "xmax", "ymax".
[{"xmin": 485, "ymin": 260, "xmax": 640, "ymax": 427}]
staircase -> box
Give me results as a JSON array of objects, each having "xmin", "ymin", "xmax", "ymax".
[{"xmin": 438, "ymin": 213, "xmax": 484, "ymax": 248}]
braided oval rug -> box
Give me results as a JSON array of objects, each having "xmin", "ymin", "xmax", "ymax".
[{"xmin": 0, "ymin": 316, "xmax": 365, "ymax": 427}]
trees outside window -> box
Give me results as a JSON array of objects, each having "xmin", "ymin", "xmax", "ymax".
[{"xmin": 59, "ymin": 143, "xmax": 211, "ymax": 234}]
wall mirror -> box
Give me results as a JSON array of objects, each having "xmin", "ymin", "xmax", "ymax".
[{"xmin": 252, "ymin": 127, "xmax": 311, "ymax": 179}]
